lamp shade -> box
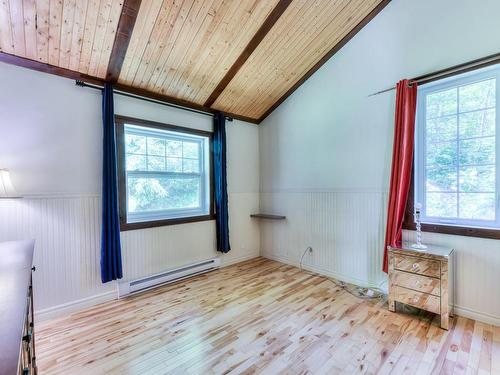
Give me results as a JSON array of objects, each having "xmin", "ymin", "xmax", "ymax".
[{"xmin": 0, "ymin": 169, "xmax": 20, "ymax": 198}]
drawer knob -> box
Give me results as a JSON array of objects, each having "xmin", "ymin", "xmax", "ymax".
[
  {"xmin": 412, "ymin": 263, "xmax": 418, "ymax": 269},
  {"xmin": 413, "ymin": 296, "xmax": 419, "ymax": 303},
  {"xmin": 415, "ymin": 280, "xmax": 420, "ymax": 286}
]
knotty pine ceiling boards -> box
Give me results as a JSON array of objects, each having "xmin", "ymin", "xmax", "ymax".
[{"xmin": 0, "ymin": 0, "xmax": 389, "ymax": 122}]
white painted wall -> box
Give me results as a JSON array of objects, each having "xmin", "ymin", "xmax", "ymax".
[
  {"xmin": 259, "ymin": 0, "xmax": 500, "ymax": 325},
  {"xmin": 0, "ymin": 62, "xmax": 260, "ymax": 318},
  {"xmin": 1, "ymin": 0, "xmax": 499, "ymax": 326}
]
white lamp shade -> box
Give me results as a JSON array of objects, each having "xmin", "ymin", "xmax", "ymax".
[{"xmin": 0, "ymin": 169, "xmax": 20, "ymax": 198}]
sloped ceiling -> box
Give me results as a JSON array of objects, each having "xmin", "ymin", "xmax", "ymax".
[
  {"xmin": 0, "ymin": 0, "xmax": 123, "ymax": 78},
  {"xmin": 0, "ymin": 0, "xmax": 389, "ymax": 123}
]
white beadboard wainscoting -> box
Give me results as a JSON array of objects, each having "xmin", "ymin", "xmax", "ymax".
[
  {"xmin": 260, "ymin": 190, "xmax": 388, "ymax": 289},
  {"xmin": 2, "ymin": 191, "xmax": 499, "ymax": 325},
  {"xmin": 0, "ymin": 192, "xmax": 259, "ymax": 320},
  {"xmin": 257, "ymin": 0, "xmax": 500, "ymax": 327},
  {"xmin": 0, "ymin": 62, "xmax": 262, "ymax": 321},
  {"xmin": 259, "ymin": 189, "xmax": 500, "ymax": 326},
  {"xmin": 403, "ymin": 230, "xmax": 500, "ymax": 326}
]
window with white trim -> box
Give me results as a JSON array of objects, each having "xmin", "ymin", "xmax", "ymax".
[
  {"xmin": 415, "ymin": 65, "xmax": 500, "ymax": 229},
  {"xmin": 120, "ymin": 120, "xmax": 211, "ymax": 226}
]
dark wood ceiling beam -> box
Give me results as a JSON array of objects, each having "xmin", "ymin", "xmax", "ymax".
[
  {"xmin": 203, "ymin": 0, "xmax": 293, "ymax": 108},
  {"xmin": 257, "ymin": 0, "xmax": 392, "ymax": 123},
  {"xmin": 0, "ymin": 0, "xmax": 391, "ymax": 126},
  {"xmin": 0, "ymin": 50, "xmax": 259, "ymax": 124},
  {"xmin": 0, "ymin": 51, "xmax": 105, "ymax": 86},
  {"xmin": 106, "ymin": 0, "xmax": 142, "ymax": 82},
  {"xmin": 112, "ymin": 82, "xmax": 260, "ymax": 124}
]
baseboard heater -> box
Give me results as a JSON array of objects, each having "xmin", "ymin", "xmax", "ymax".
[{"xmin": 117, "ymin": 257, "xmax": 221, "ymax": 298}]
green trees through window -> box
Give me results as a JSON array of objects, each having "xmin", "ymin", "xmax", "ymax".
[
  {"xmin": 122, "ymin": 123, "xmax": 210, "ymax": 223},
  {"xmin": 418, "ymin": 70, "xmax": 499, "ymax": 227}
]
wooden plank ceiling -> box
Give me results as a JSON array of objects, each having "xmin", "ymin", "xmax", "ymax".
[
  {"xmin": 118, "ymin": 0, "xmax": 281, "ymax": 105},
  {"xmin": 212, "ymin": 0, "xmax": 383, "ymax": 120},
  {"xmin": 0, "ymin": 0, "xmax": 124, "ymax": 78},
  {"xmin": 0, "ymin": 0, "xmax": 388, "ymax": 122}
]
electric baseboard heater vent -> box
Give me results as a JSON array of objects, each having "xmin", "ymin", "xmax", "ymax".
[{"xmin": 117, "ymin": 257, "xmax": 221, "ymax": 298}]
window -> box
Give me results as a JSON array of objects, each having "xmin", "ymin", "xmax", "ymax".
[
  {"xmin": 415, "ymin": 65, "xmax": 500, "ymax": 231},
  {"xmin": 115, "ymin": 116, "xmax": 213, "ymax": 230}
]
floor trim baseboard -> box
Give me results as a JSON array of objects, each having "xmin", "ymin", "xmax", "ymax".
[
  {"xmin": 35, "ymin": 253, "xmax": 261, "ymax": 322},
  {"xmin": 262, "ymin": 253, "xmax": 385, "ymax": 290},
  {"xmin": 262, "ymin": 253, "xmax": 500, "ymax": 327},
  {"xmin": 221, "ymin": 252, "xmax": 260, "ymax": 267},
  {"xmin": 453, "ymin": 305, "xmax": 500, "ymax": 327},
  {"xmin": 36, "ymin": 290, "xmax": 116, "ymax": 322},
  {"xmin": 37, "ymin": 253, "xmax": 499, "ymax": 327}
]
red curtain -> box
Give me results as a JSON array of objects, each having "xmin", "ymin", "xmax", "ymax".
[{"xmin": 383, "ymin": 79, "xmax": 418, "ymax": 273}]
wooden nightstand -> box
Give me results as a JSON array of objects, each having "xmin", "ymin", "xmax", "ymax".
[{"xmin": 388, "ymin": 243, "xmax": 454, "ymax": 330}]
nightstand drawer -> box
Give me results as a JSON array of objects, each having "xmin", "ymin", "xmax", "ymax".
[
  {"xmin": 393, "ymin": 286, "xmax": 440, "ymax": 314},
  {"xmin": 388, "ymin": 244, "xmax": 454, "ymax": 330},
  {"xmin": 392, "ymin": 270, "xmax": 440, "ymax": 296},
  {"xmin": 394, "ymin": 254, "xmax": 440, "ymax": 278}
]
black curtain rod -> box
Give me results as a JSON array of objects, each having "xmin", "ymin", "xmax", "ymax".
[
  {"xmin": 368, "ymin": 51, "xmax": 500, "ymax": 97},
  {"xmin": 75, "ymin": 80, "xmax": 233, "ymax": 121}
]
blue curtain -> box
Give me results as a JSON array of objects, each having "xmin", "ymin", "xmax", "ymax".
[
  {"xmin": 100, "ymin": 82, "xmax": 123, "ymax": 283},
  {"xmin": 213, "ymin": 112, "xmax": 231, "ymax": 253}
]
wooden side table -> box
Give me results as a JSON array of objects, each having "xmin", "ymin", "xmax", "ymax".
[{"xmin": 388, "ymin": 242, "xmax": 454, "ymax": 330}]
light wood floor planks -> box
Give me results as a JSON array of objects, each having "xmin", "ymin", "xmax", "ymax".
[{"xmin": 36, "ymin": 257, "xmax": 499, "ymax": 374}]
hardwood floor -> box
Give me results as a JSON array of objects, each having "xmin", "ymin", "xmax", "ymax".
[{"xmin": 36, "ymin": 257, "xmax": 499, "ymax": 374}]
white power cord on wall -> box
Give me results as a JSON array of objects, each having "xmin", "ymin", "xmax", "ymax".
[
  {"xmin": 298, "ymin": 246, "xmax": 385, "ymax": 300},
  {"xmin": 299, "ymin": 246, "xmax": 312, "ymax": 269}
]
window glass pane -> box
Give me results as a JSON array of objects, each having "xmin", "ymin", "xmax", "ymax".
[
  {"xmin": 459, "ymin": 109, "xmax": 495, "ymax": 138},
  {"xmin": 419, "ymin": 73, "xmax": 498, "ymax": 227},
  {"xmin": 459, "ymin": 193, "xmax": 495, "ymax": 220},
  {"xmin": 426, "ymin": 141, "xmax": 457, "ymax": 166},
  {"xmin": 147, "ymin": 156, "xmax": 165, "ymax": 171},
  {"xmin": 127, "ymin": 176, "xmax": 200, "ymax": 213},
  {"xmin": 166, "ymin": 140, "xmax": 182, "ymax": 157},
  {"xmin": 123, "ymin": 123, "xmax": 210, "ymax": 224},
  {"xmin": 147, "ymin": 137, "xmax": 165, "ymax": 156},
  {"xmin": 426, "ymin": 166, "xmax": 457, "ymax": 192},
  {"xmin": 426, "ymin": 88, "xmax": 457, "ymax": 118},
  {"xmin": 459, "ymin": 79, "xmax": 495, "ymax": 112},
  {"xmin": 183, "ymin": 141, "xmax": 199, "ymax": 159},
  {"xmin": 183, "ymin": 159, "xmax": 199, "ymax": 173},
  {"xmin": 459, "ymin": 165, "xmax": 495, "ymax": 192},
  {"xmin": 166, "ymin": 157, "xmax": 182, "ymax": 172},
  {"xmin": 125, "ymin": 134, "xmax": 146, "ymax": 154},
  {"xmin": 459, "ymin": 137, "xmax": 495, "ymax": 165},
  {"xmin": 426, "ymin": 115, "xmax": 457, "ymax": 142},
  {"xmin": 126, "ymin": 154, "xmax": 146, "ymax": 171},
  {"xmin": 426, "ymin": 193, "xmax": 457, "ymax": 218}
]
